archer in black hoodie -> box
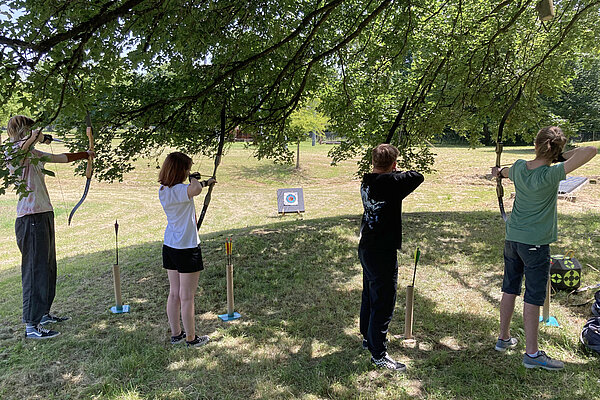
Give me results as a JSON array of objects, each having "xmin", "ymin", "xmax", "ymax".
[{"xmin": 359, "ymin": 143, "xmax": 424, "ymax": 371}]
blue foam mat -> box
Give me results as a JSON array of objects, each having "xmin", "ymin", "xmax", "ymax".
[
  {"xmin": 540, "ymin": 315, "xmax": 559, "ymax": 327},
  {"xmin": 218, "ymin": 312, "xmax": 241, "ymax": 321},
  {"xmin": 110, "ymin": 304, "xmax": 130, "ymax": 314}
]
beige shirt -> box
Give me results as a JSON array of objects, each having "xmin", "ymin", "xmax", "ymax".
[{"xmin": 8, "ymin": 146, "xmax": 53, "ymax": 217}]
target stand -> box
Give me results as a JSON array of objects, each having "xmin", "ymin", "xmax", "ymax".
[{"xmin": 277, "ymin": 188, "xmax": 305, "ymax": 216}]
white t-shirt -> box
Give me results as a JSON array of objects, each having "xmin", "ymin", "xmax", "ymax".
[
  {"xmin": 7, "ymin": 147, "xmax": 53, "ymax": 218},
  {"xmin": 159, "ymin": 183, "xmax": 199, "ymax": 249}
]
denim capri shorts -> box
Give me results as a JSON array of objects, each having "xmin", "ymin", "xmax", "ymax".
[{"xmin": 501, "ymin": 240, "xmax": 551, "ymax": 306}]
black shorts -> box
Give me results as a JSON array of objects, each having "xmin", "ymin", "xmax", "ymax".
[{"xmin": 162, "ymin": 244, "xmax": 204, "ymax": 273}]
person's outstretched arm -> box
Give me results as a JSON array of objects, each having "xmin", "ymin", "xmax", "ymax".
[{"xmin": 563, "ymin": 146, "xmax": 597, "ymax": 174}]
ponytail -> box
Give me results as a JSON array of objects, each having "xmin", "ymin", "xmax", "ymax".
[{"xmin": 535, "ymin": 126, "xmax": 566, "ymax": 162}]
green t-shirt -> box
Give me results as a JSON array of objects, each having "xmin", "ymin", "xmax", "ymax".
[{"xmin": 505, "ymin": 159, "xmax": 566, "ymax": 245}]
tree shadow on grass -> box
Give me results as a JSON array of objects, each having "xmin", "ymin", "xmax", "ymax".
[{"xmin": 0, "ymin": 211, "xmax": 598, "ymax": 399}]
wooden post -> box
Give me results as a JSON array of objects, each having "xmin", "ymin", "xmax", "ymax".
[
  {"xmin": 218, "ymin": 238, "xmax": 241, "ymax": 321},
  {"xmin": 542, "ymin": 276, "xmax": 551, "ymax": 322},
  {"xmin": 226, "ymin": 263, "xmax": 234, "ymax": 317},
  {"xmin": 404, "ymin": 285, "xmax": 414, "ymax": 339},
  {"xmin": 112, "ymin": 264, "xmax": 123, "ymax": 309}
]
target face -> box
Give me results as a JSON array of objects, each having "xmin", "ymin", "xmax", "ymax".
[
  {"xmin": 283, "ymin": 192, "xmax": 298, "ymax": 206},
  {"xmin": 563, "ymin": 270, "xmax": 580, "ymax": 287},
  {"xmin": 551, "ymin": 273, "xmax": 562, "ymax": 284}
]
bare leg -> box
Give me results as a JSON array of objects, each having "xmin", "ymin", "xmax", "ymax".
[
  {"xmin": 179, "ymin": 271, "xmax": 200, "ymax": 340},
  {"xmin": 523, "ymin": 302, "xmax": 540, "ymax": 354},
  {"xmin": 166, "ymin": 270, "xmax": 182, "ymax": 336},
  {"xmin": 499, "ymin": 293, "xmax": 517, "ymax": 340}
]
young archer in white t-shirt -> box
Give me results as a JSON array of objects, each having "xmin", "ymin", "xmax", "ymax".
[{"xmin": 158, "ymin": 151, "xmax": 216, "ymax": 347}]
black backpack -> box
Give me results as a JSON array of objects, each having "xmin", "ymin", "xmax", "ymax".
[
  {"xmin": 580, "ymin": 316, "xmax": 600, "ymax": 356},
  {"xmin": 592, "ymin": 290, "xmax": 600, "ymax": 317}
]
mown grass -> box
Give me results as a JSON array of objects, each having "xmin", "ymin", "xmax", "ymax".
[{"xmin": 1, "ymin": 141, "xmax": 599, "ymax": 399}]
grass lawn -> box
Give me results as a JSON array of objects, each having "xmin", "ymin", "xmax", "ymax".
[{"xmin": 0, "ymin": 141, "xmax": 599, "ymax": 399}]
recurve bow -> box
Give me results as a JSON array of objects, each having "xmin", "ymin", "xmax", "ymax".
[
  {"xmin": 197, "ymin": 104, "xmax": 226, "ymax": 231},
  {"xmin": 495, "ymin": 86, "xmax": 523, "ymax": 222},
  {"xmin": 68, "ymin": 111, "xmax": 94, "ymax": 225}
]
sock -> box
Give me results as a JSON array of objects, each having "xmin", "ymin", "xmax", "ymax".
[
  {"xmin": 499, "ymin": 337, "xmax": 511, "ymax": 342},
  {"xmin": 526, "ymin": 351, "xmax": 539, "ymax": 358}
]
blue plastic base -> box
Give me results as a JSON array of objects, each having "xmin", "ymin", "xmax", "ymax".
[
  {"xmin": 218, "ymin": 312, "xmax": 241, "ymax": 321},
  {"xmin": 540, "ymin": 315, "xmax": 559, "ymax": 327},
  {"xmin": 111, "ymin": 304, "xmax": 130, "ymax": 314}
]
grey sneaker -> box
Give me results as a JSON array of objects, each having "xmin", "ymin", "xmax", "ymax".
[
  {"xmin": 522, "ymin": 350, "xmax": 564, "ymax": 370},
  {"xmin": 26, "ymin": 324, "xmax": 60, "ymax": 339},
  {"xmin": 495, "ymin": 337, "xmax": 518, "ymax": 352},
  {"xmin": 186, "ymin": 335, "xmax": 210, "ymax": 347},
  {"xmin": 40, "ymin": 313, "xmax": 71, "ymax": 325},
  {"xmin": 371, "ymin": 353, "xmax": 406, "ymax": 372}
]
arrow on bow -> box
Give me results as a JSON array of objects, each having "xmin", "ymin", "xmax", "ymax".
[
  {"xmin": 68, "ymin": 111, "xmax": 94, "ymax": 225},
  {"xmin": 495, "ymin": 86, "xmax": 523, "ymax": 222},
  {"xmin": 197, "ymin": 104, "xmax": 226, "ymax": 231}
]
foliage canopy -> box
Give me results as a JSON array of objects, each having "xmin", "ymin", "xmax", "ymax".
[{"xmin": 2, "ymin": 0, "xmax": 600, "ymax": 184}]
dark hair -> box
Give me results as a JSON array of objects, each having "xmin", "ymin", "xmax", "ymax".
[
  {"xmin": 372, "ymin": 144, "xmax": 399, "ymax": 169},
  {"xmin": 535, "ymin": 126, "xmax": 566, "ymax": 162},
  {"xmin": 158, "ymin": 152, "xmax": 193, "ymax": 187}
]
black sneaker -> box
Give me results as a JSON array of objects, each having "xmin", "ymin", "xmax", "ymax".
[
  {"xmin": 39, "ymin": 313, "xmax": 71, "ymax": 325},
  {"xmin": 26, "ymin": 324, "xmax": 60, "ymax": 339},
  {"xmin": 371, "ymin": 353, "xmax": 406, "ymax": 371},
  {"xmin": 170, "ymin": 331, "xmax": 186, "ymax": 344},
  {"xmin": 186, "ymin": 335, "xmax": 210, "ymax": 347}
]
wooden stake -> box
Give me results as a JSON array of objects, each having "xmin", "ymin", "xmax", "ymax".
[
  {"xmin": 542, "ymin": 276, "xmax": 551, "ymax": 322},
  {"xmin": 404, "ymin": 285, "xmax": 414, "ymax": 339},
  {"xmin": 113, "ymin": 264, "xmax": 123, "ymax": 308},
  {"xmin": 226, "ymin": 264, "xmax": 234, "ymax": 316}
]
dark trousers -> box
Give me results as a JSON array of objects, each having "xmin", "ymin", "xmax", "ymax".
[
  {"xmin": 359, "ymin": 246, "xmax": 398, "ymax": 359},
  {"xmin": 15, "ymin": 211, "xmax": 57, "ymax": 325}
]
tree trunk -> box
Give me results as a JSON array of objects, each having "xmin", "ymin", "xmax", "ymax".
[{"xmin": 296, "ymin": 142, "xmax": 300, "ymax": 169}]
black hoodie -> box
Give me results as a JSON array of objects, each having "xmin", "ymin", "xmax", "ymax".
[{"xmin": 359, "ymin": 170, "xmax": 424, "ymax": 250}]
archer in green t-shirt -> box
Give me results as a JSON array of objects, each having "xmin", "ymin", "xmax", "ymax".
[{"xmin": 491, "ymin": 126, "xmax": 597, "ymax": 371}]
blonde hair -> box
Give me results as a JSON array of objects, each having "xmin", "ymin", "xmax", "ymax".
[
  {"xmin": 372, "ymin": 144, "xmax": 399, "ymax": 169},
  {"xmin": 6, "ymin": 115, "xmax": 35, "ymax": 141},
  {"xmin": 535, "ymin": 126, "xmax": 566, "ymax": 162},
  {"xmin": 158, "ymin": 152, "xmax": 193, "ymax": 187}
]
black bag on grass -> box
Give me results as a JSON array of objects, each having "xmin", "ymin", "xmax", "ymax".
[
  {"xmin": 592, "ymin": 290, "xmax": 600, "ymax": 317},
  {"xmin": 580, "ymin": 317, "xmax": 600, "ymax": 356}
]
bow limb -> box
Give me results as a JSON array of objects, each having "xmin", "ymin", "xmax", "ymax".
[
  {"xmin": 385, "ymin": 98, "xmax": 408, "ymax": 145},
  {"xmin": 68, "ymin": 111, "xmax": 94, "ymax": 225},
  {"xmin": 197, "ymin": 104, "xmax": 226, "ymax": 231},
  {"xmin": 495, "ymin": 86, "xmax": 523, "ymax": 222}
]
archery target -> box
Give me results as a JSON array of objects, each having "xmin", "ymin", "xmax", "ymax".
[
  {"xmin": 283, "ymin": 192, "xmax": 299, "ymax": 206},
  {"xmin": 563, "ymin": 270, "xmax": 580, "ymax": 287}
]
